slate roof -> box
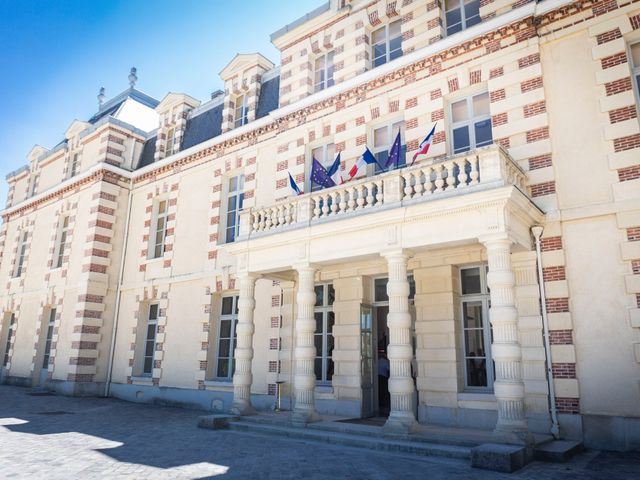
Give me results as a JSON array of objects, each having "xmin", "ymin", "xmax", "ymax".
[
  {"xmin": 88, "ymin": 88, "xmax": 160, "ymax": 125},
  {"xmin": 255, "ymin": 76, "xmax": 280, "ymax": 119},
  {"xmin": 180, "ymin": 104, "xmax": 224, "ymax": 151},
  {"xmin": 138, "ymin": 136, "xmax": 157, "ymax": 169}
]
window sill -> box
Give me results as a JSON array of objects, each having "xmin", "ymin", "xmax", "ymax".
[
  {"xmin": 130, "ymin": 376, "xmax": 153, "ymax": 386},
  {"xmin": 204, "ymin": 380, "xmax": 234, "ymax": 391},
  {"xmin": 457, "ymin": 392, "xmax": 497, "ymax": 410},
  {"xmin": 315, "ymin": 384, "xmax": 334, "ymax": 399},
  {"xmin": 144, "ymin": 256, "xmax": 165, "ymax": 264}
]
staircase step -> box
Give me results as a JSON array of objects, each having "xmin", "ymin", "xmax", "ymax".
[
  {"xmin": 534, "ymin": 440, "xmax": 584, "ymax": 462},
  {"xmin": 227, "ymin": 420, "xmax": 471, "ymax": 460}
]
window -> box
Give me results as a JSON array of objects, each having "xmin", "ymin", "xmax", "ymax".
[
  {"xmin": 450, "ymin": 92, "xmax": 492, "ymax": 154},
  {"xmin": 225, "ymin": 175, "xmax": 244, "ymax": 243},
  {"xmin": 314, "ymin": 51, "xmax": 335, "ymax": 92},
  {"xmin": 142, "ymin": 304, "xmax": 159, "ymax": 376},
  {"xmin": 151, "ymin": 200, "xmax": 168, "ymax": 258},
  {"xmin": 445, "ymin": 0, "xmax": 481, "ymax": 36},
  {"xmin": 165, "ymin": 128, "xmax": 175, "ymax": 157},
  {"xmin": 27, "ymin": 173, "xmax": 39, "ymax": 198},
  {"xmin": 372, "ymin": 121, "xmax": 405, "ymax": 174},
  {"xmin": 630, "ymin": 42, "xmax": 640, "ymax": 106},
  {"xmin": 13, "ymin": 231, "xmax": 28, "ymax": 277},
  {"xmin": 69, "ymin": 153, "xmax": 80, "ymax": 178},
  {"xmin": 2, "ymin": 314, "xmax": 16, "ymax": 367},
  {"xmin": 234, "ymin": 95, "xmax": 248, "ymax": 128},
  {"xmin": 314, "ymin": 284, "xmax": 335, "ymax": 383},
  {"xmin": 310, "ymin": 143, "xmax": 336, "ymax": 192},
  {"xmin": 42, "ymin": 308, "xmax": 56, "ymax": 369},
  {"xmin": 373, "ymin": 275, "xmax": 415, "ymax": 303},
  {"xmin": 54, "ymin": 216, "xmax": 69, "ymax": 269},
  {"xmin": 372, "ymin": 20, "xmax": 403, "ymax": 68},
  {"xmin": 216, "ymin": 296, "xmax": 239, "ymax": 380},
  {"xmin": 459, "ymin": 265, "xmax": 494, "ymax": 390}
]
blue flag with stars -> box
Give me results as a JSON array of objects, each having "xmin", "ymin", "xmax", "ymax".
[
  {"xmin": 310, "ymin": 158, "xmax": 336, "ymax": 189},
  {"xmin": 385, "ymin": 130, "xmax": 402, "ymax": 169}
]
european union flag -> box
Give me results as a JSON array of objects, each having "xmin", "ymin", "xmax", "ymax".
[
  {"xmin": 385, "ymin": 130, "xmax": 402, "ymax": 169},
  {"xmin": 310, "ymin": 158, "xmax": 336, "ymax": 189}
]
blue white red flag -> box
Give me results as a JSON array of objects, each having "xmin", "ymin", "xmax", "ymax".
[
  {"xmin": 385, "ymin": 130, "xmax": 402, "ymax": 169},
  {"xmin": 327, "ymin": 153, "xmax": 343, "ymax": 185},
  {"xmin": 288, "ymin": 171, "xmax": 303, "ymax": 196},
  {"xmin": 348, "ymin": 147, "xmax": 383, "ymax": 180},
  {"xmin": 311, "ymin": 158, "xmax": 336, "ymax": 189},
  {"xmin": 411, "ymin": 123, "xmax": 437, "ymax": 165}
]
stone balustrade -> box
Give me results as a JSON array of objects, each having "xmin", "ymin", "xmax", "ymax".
[{"xmin": 238, "ymin": 144, "xmax": 526, "ymax": 238}]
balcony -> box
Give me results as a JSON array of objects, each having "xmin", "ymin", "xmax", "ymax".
[{"xmin": 238, "ymin": 144, "xmax": 528, "ymax": 240}]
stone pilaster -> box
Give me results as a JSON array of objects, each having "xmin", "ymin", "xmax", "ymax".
[
  {"xmin": 383, "ymin": 249, "xmax": 418, "ymax": 433},
  {"xmin": 231, "ymin": 272, "xmax": 259, "ymax": 415},
  {"xmin": 292, "ymin": 265, "xmax": 320, "ymax": 425},
  {"xmin": 483, "ymin": 236, "xmax": 532, "ymax": 444}
]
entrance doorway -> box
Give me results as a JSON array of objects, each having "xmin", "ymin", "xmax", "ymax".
[{"xmin": 38, "ymin": 308, "xmax": 56, "ymax": 387}]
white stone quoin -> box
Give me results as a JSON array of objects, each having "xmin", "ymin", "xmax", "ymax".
[
  {"xmin": 292, "ymin": 264, "xmax": 320, "ymax": 425},
  {"xmin": 231, "ymin": 272, "xmax": 259, "ymax": 415},
  {"xmin": 383, "ymin": 249, "xmax": 418, "ymax": 433}
]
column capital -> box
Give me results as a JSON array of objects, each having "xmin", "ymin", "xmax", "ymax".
[
  {"xmin": 380, "ymin": 248, "xmax": 413, "ymax": 261},
  {"xmin": 236, "ymin": 270, "xmax": 261, "ymax": 282},
  {"xmin": 478, "ymin": 233, "xmax": 514, "ymax": 247},
  {"xmin": 292, "ymin": 262, "xmax": 318, "ymax": 274}
]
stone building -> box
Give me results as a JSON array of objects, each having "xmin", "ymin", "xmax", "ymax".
[{"xmin": 1, "ymin": 0, "xmax": 639, "ymax": 451}]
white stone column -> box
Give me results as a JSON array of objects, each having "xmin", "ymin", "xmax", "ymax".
[
  {"xmin": 483, "ymin": 237, "xmax": 531, "ymax": 442},
  {"xmin": 291, "ymin": 264, "xmax": 321, "ymax": 425},
  {"xmin": 382, "ymin": 250, "xmax": 418, "ymax": 433},
  {"xmin": 231, "ymin": 272, "xmax": 259, "ymax": 416}
]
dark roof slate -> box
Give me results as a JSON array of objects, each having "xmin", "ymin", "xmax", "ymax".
[
  {"xmin": 180, "ymin": 104, "xmax": 223, "ymax": 151},
  {"xmin": 138, "ymin": 136, "xmax": 157, "ymax": 168},
  {"xmin": 255, "ymin": 76, "xmax": 280, "ymax": 119}
]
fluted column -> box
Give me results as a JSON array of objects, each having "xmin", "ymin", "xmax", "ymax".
[
  {"xmin": 483, "ymin": 237, "xmax": 531, "ymax": 441},
  {"xmin": 231, "ymin": 272, "xmax": 259, "ymax": 415},
  {"xmin": 382, "ymin": 250, "xmax": 418, "ymax": 433},
  {"xmin": 291, "ymin": 264, "xmax": 321, "ymax": 425}
]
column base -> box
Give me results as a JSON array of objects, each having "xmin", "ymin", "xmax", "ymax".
[
  {"xmin": 290, "ymin": 407, "xmax": 321, "ymax": 426},
  {"xmin": 230, "ymin": 401, "xmax": 257, "ymax": 416},
  {"xmin": 383, "ymin": 411, "xmax": 418, "ymax": 434}
]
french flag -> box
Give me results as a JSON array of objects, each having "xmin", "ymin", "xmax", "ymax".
[
  {"xmin": 327, "ymin": 153, "xmax": 343, "ymax": 185},
  {"xmin": 288, "ymin": 171, "xmax": 303, "ymax": 196},
  {"xmin": 348, "ymin": 147, "xmax": 381, "ymax": 180},
  {"xmin": 411, "ymin": 123, "xmax": 437, "ymax": 166}
]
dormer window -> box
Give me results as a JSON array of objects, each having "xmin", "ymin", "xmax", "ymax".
[
  {"xmin": 69, "ymin": 153, "xmax": 80, "ymax": 178},
  {"xmin": 445, "ymin": 0, "xmax": 481, "ymax": 36},
  {"xmin": 314, "ymin": 52, "xmax": 335, "ymax": 92},
  {"xmin": 372, "ymin": 20, "xmax": 402, "ymax": 68},
  {"xmin": 27, "ymin": 173, "xmax": 39, "ymax": 198},
  {"xmin": 234, "ymin": 95, "xmax": 248, "ymax": 128},
  {"xmin": 165, "ymin": 128, "xmax": 175, "ymax": 156}
]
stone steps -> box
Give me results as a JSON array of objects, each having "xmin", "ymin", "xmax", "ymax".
[{"xmin": 226, "ymin": 420, "xmax": 472, "ymax": 460}]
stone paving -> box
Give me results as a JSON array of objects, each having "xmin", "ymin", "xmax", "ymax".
[{"xmin": 0, "ymin": 385, "xmax": 637, "ymax": 479}]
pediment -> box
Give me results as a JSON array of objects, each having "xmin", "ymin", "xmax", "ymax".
[
  {"xmin": 65, "ymin": 120, "xmax": 91, "ymax": 140},
  {"xmin": 27, "ymin": 145, "xmax": 50, "ymax": 164},
  {"xmin": 219, "ymin": 53, "xmax": 274, "ymax": 81},
  {"xmin": 156, "ymin": 92, "xmax": 201, "ymax": 114}
]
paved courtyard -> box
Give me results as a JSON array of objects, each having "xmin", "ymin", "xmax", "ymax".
[{"xmin": 0, "ymin": 385, "xmax": 637, "ymax": 479}]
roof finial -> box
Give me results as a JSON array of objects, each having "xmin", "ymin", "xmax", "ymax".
[
  {"xmin": 97, "ymin": 87, "xmax": 106, "ymax": 108},
  {"xmin": 128, "ymin": 67, "xmax": 138, "ymax": 88}
]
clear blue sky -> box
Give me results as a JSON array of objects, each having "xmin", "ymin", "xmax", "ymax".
[{"xmin": 0, "ymin": 0, "xmax": 321, "ymax": 205}]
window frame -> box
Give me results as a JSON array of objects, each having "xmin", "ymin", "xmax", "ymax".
[
  {"xmin": 13, "ymin": 231, "xmax": 28, "ymax": 278},
  {"xmin": 314, "ymin": 283, "xmax": 335, "ymax": 385},
  {"xmin": 142, "ymin": 303, "xmax": 159, "ymax": 377},
  {"xmin": 459, "ymin": 264, "xmax": 494, "ymax": 392},
  {"xmin": 2, "ymin": 313, "xmax": 16, "ymax": 367},
  {"xmin": 629, "ymin": 41, "xmax": 640, "ymax": 114},
  {"xmin": 233, "ymin": 95, "xmax": 248, "ymax": 128},
  {"xmin": 27, "ymin": 173, "xmax": 39, "ymax": 198},
  {"xmin": 445, "ymin": 0, "xmax": 481, "ymax": 37},
  {"xmin": 69, "ymin": 153, "xmax": 80, "ymax": 178},
  {"xmin": 224, "ymin": 174, "xmax": 245, "ymax": 244},
  {"xmin": 370, "ymin": 120, "xmax": 406, "ymax": 175},
  {"xmin": 371, "ymin": 20, "xmax": 403, "ymax": 68},
  {"xmin": 214, "ymin": 295, "xmax": 239, "ymax": 381},
  {"xmin": 165, "ymin": 127, "xmax": 175, "ymax": 157},
  {"xmin": 150, "ymin": 199, "xmax": 169, "ymax": 259},
  {"xmin": 42, "ymin": 308, "xmax": 56, "ymax": 369},
  {"xmin": 54, "ymin": 216, "xmax": 69, "ymax": 269},
  {"xmin": 308, "ymin": 142, "xmax": 336, "ymax": 192},
  {"xmin": 449, "ymin": 91, "xmax": 493, "ymax": 155},
  {"xmin": 314, "ymin": 51, "xmax": 335, "ymax": 93}
]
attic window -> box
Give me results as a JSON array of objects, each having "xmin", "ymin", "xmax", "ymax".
[
  {"xmin": 166, "ymin": 128, "xmax": 175, "ymax": 156},
  {"xmin": 234, "ymin": 95, "xmax": 248, "ymax": 128}
]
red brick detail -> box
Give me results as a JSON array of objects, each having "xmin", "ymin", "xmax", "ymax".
[
  {"xmin": 270, "ymin": 316, "xmax": 281, "ymax": 328},
  {"xmin": 549, "ymin": 330, "xmax": 573, "ymax": 345},
  {"xmin": 596, "ymin": 28, "xmax": 622, "ymax": 45},
  {"xmin": 618, "ymin": 165, "xmax": 640, "ymax": 182},
  {"xmin": 356, "ymin": 116, "xmax": 365, "ymax": 126},
  {"xmin": 356, "ymin": 135, "xmax": 367, "ymax": 146},
  {"xmin": 552, "ymin": 363, "xmax": 576, "ymax": 379},
  {"xmin": 632, "ymin": 13, "xmax": 640, "ymax": 30},
  {"xmin": 433, "ymin": 131, "xmax": 445, "ymax": 144},
  {"xmin": 531, "ymin": 181, "xmax": 555, "ymax": 197},
  {"xmin": 627, "ymin": 227, "xmax": 640, "ymax": 242},
  {"xmin": 489, "ymin": 66, "xmax": 504, "ymax": 79},
  {"xmin": 518, "ymin": 53, "xmax": 540, "ymax": 69},
  {"xmin": 430, "ymin": 89, "xmax": 442, "ymax": 100},
  {"xmin": 529, "ymin": 154, "xmax": 552, "ymax": 170},
  {"xmin": 277, "ymin": 144, "xmax": 289, "ymax": 154},
  {"xmin": 389, "ymin": 100, "xmax": 400, "ymax": 113},
  {"xmin": 605, "ymin": 77, "xmax": 632, "ymax": 96},
  {"xmin": 406, "ymin": 118, "xmax": 418, "ymax": 130},
  {"xmin": 336, "ymin": 123, "xmax": 346, "ymax": 133},
  {"xmin": 448, "ymin": 77, "xmax": 459, "ymax": 92},
  {"xmin": 543, "ymin": 266, "xmax": 566, "ymax": 282},
  {"xmin": 526, "ymin": 127, "xmax": 549, "ymax": 143},
  {"xmin": 521, "ymin": 76, "xmax": 543, "ymax": 93},
  {"xmin": 637, "ymin": 293, "xmax": 640, "ymax": 308},
  {"xmin": 271, "ymin": 295, "xmax": 280, "ymax": 307},
  {"xmin": 593, "ymin": 0, "xmax": 617, "ymax": 16},
  {"xmin": 555, "ymin": 397, "xmax": 579, "ymax": 414},
  {"xmin": 431, "ymin": 109, "xmax": 444, "ymax": 122},
  {"xmin": 631, "ymin": 259, "xmax": 640, "ymax": 274},
  {"xmin": 469, "ymin": 70, "xmax": 481, "ymax": 84},
  {"xmin": 82, "ymin": 263, "xmax": 107, "ymax": 274},
  {"xmin": 276, "ymin": 178, "xmax": 287, "ymax": 189},
  {"xmin": 78, "ymin": 294, "xmax": 104, "ymax": 304},
  {"xmin": 276, "ymin": 160, "xmax": 288, "ymax": 172},
  {"xmin": 69, "ymin": 357, "xmax": 97, "ymax": 366},
  {"xmin": 268, "ymin": 361, "xmax": 279, "ymax": 373},
  {"xmin": 67, "ymin": 374, "xmax": 94, "ymax": 383},
  {"xmin": 546, "ymin": 297, "xmax": 569, "ymax": 313},
  {"xmin": 495, "ymin": 137, "xmax": 510, "ymax": 149},
  {"xmin": 490, "ymin": 89, "xmax": 506, "ymax": 103},
  {"xmin": 405, "ymin": 97, "xmax": 418, "ymax": 109},
  {"xmin": 268, "ymin": 383, "xmax": 277, "ymax": 396},
  {"xmin": 523, "ymin": 100, "xmax": 546, "ymax": 118},
  {"xmin": 71, "ymin": 341, "xmax": 98, "ymax": 350},
  {"xmin": 613, "ymin": 134, "xmax": 640, "ymax": 153},
  {"xmin": 609, "ymin": 105, "xmax": 637, "ymax": 124},
  {"xmin": 601, "ymin": 52, "xmax": 627, "ymax": 70},
  {"xmin": 269, "ymin": 338, "xmax": 279, "ymax": 350},
  {"xmin": 492, "ymin": 112, "xmax": 508, "ymax": 127}
]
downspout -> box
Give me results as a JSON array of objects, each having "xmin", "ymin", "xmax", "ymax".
[
  {"xmin": 532, "ymin": 225, "xmax": 560, "ymax": 438},
  {"xmin": 104, "ymin": 177, "xmax": 134, "ymax": 397}
]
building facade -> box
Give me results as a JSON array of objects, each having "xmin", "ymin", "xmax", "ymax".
[{"xmin": 1, "ymin": 0, "xmax": 639, "ymax": 450}]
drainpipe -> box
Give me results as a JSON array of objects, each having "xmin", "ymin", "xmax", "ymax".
[
  {"xmin": 104, "ymin": 178, "xmax": 134, "ymax": 397},
  {"xmin": 531, "ymin": 225, "xmax": 560, "ymax": 438}
]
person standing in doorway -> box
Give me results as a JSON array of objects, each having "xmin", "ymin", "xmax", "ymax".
[{"xmin": 377, "ymin": 350, "xmax": 390, "ymax": 416}]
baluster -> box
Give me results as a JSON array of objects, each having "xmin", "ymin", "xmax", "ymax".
[
  {"xmin": 374, "ymin": 179, "xmax": 384, "ymax": 205},
  {"xmin": 434, "ymin": 165, "xmax": 445, "ymax": 193},
  {"xmin": 330, "ymin": 191, "xmax": 339, "ymax": 215},
  {"xmin": 446, "ymin": 162, "xmax": 456, "ymax": 190},
  {"xmin": 319, "ymin": 193, "xmax": 328, "ymax": 217},
  {"xmin": 457, "ymin": 160, "xmax": 468, "ymax": 187},
  {"xmin": 469, "ymin": 156, "xmax": 479, "ymax": 185},
  {"xmin": 264, "ymin": 209, "xmax": 272, "ymax": 230},
  {"xmin": 347, "ymin": 186, "xmax": 357, "ymax": 212},
  {"xmin": 252, "ymin": 212, "xmax": 260, "ymax": 232},
  {"xmin": 338, "ymin": 189, "xmax": 347, "ymax": 214},
  {"xmin": 312, "ymin": 196, "xmax": 321, "ymax": 219},
  {"xmin": 356, "ymin": 184, "xmax": 366, "ymax": 209},
  {"xmin": 403, "ymin": 172, "xmax": 414, "ymax": 199},
  {"xmin": 365, "ymin": 182, "xmax": 374, "ymax": 207},
  {"xmin": 277, "ymin": 205, "xmax": 285, "ymax": 226},
  {"xmin": 414, "ymin": 168, "xmax": 425, "ymax": 196},
  {"xmin": 270, "ymin": 207, "xmax": 278, "ymax": 228}
]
